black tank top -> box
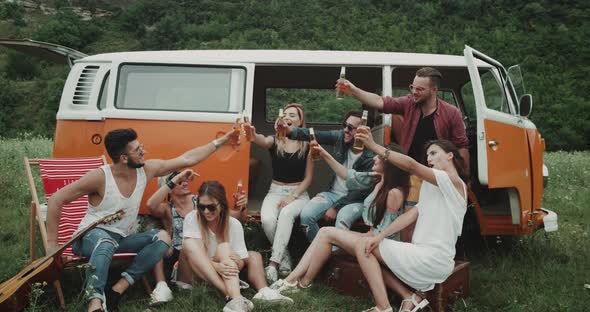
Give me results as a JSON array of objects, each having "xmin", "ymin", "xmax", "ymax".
[{"xmin": 269, "ymin": 138, "xmax": 309, "ymax": 183}]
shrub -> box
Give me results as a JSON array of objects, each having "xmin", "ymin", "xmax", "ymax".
[{"xmin": 3, "ymin": 51, "xmax": 40, "ymax": 80}]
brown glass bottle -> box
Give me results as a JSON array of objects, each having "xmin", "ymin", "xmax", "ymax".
[{"xmin": 352, "ymin": 110, "xmax": 368, "ymax": 150}]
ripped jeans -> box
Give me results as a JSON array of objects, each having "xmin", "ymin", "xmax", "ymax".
[
  {"xmin": 299, "ymin": 191, "xmax": 346, "ymax": 242},
  {"xmin": 72, "ymin": 228, "xmax": 169, "ymax": 303}
]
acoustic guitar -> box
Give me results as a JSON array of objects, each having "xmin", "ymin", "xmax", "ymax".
[{"xmin": 0, "ymin": 210, "xmax": 125, "ymax": 311}]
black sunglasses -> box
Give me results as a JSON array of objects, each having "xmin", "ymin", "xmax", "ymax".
[
  {"xmin": 342, "ymin": 122, "xmax": 358, "ymax": 132},
  {"xmin": 197, "ymin": 203, "xmax": 219, "ymax": 212}
]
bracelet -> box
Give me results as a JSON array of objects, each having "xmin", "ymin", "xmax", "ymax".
[
  {"xmin": 166, "ymin": 179, "xmax": 177, "ymax": 189},
  {"xmin": 212, "ymin": 139, "xmax": 222, "ymax": 149},
  {"xmin": 381, "ymin": 148, "xmax": 391, "ymax": 160}
]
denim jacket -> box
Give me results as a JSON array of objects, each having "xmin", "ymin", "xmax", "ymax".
[{"xmin": 289, "ymin": 127, "xmax": 375, "ymax": 209}]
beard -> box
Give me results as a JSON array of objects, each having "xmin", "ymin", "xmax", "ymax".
[
  {"xmin": 127, "ymin": 158, "xmax": 144, "ymax": 169},
  {"xmin": 413, "ymin": 91, "xmax": 435, "ymax": 107},
  {"xmin": 414, "ymin": 97, "xmax": 426, "ymax": 106}
]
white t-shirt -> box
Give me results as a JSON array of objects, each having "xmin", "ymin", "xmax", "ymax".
[
  {"xmin": 182, "ymin": 211, "xmax": 249, "ymax": 259},
  {"xmin": 331, "ymin": 149, "xmax": 362, "ymax": 194}
]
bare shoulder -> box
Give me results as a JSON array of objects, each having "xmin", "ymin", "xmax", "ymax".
[
  {"xmin": 387, "ymin": 187, "xmax": 403, "ymax": 198},
  {"xmin": 386, "ymin": 187, "xmax": 405, "ymax": 212},
  {"xmin": 76, "ymin": 167, "xmax": 105, "ymax": 189}
]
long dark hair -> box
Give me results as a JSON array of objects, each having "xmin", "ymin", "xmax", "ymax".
[
  {"xmin": 368, "ymin": 143, "xmax": 410, "ymax": 226},
  {"xmin": 196, "ymin": 181, "xmax": 230, "ymax": 252},
  {"xmin": 424, "ymin": 140, "xmax": 469, "ymax": 184}
]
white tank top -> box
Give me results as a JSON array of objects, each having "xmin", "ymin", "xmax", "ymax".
[{"xmin": 76, "ymin": 165, "xmax": 147, "ymax": 237}]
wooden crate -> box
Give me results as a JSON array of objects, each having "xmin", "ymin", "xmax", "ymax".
[{"xmin": 320, "ymin": 255, "xmax": 470, "ymax": 312}]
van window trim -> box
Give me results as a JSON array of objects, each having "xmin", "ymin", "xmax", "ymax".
[
  {"xmin": 113, "ymin": 62, "xmax": 248, "ymax": 114},
  {"xmin": 263, "ymin": 86, "xmax": 356, "ymax": 126},
  {"xmin": 97, "ymin": 70, "xmax": 110, "ymax": 110}
]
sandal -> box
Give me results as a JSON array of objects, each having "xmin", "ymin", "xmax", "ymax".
[
  {"xmin": 362, "ymin": 306, "xmax": 393, "ymax": 312},
  {"xmin": 239, "ymin": 279, "xmax": 250, "ymax": 290},
  {"xmin": 398, "ymin": 293, "xmax": 429, "ymax": 312}
]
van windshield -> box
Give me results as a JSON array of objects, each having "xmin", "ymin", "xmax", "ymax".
[{"xmin": 115, "ymin": 64, "xmax": 246, "ymax": 113}]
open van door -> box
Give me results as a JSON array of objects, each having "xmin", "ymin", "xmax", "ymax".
[
  {"xmin": 0, "ymin": 38, "xmax": 87, "ymax": 66},
  {"xmin": 464, "ymin": 46, "xmax": 538, "ymax": 235},
  {"xmin": 370, "ymin": 66, "xmax": 394, "ymax": 145}
]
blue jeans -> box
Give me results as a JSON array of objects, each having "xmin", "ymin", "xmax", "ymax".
[
  {"xmin": 335, "ymin": 202, "xmax": 364, "ymax": 230},
  {"xmin": 299, "ymin": 191, "xmax": 346, "ymax": 242},
  {"xmin": 72, "ymin": 228, "xmax": 170, "ymax": 302}
]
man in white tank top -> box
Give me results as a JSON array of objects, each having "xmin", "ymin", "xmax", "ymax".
[{"xmin": 46, "ymin": 128, "xmax": 236, "ymax": 312}]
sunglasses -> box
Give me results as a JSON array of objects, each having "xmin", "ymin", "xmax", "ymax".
[
  {"xmin": 197, "ymin": 203, "xmax": 219, "ymax": 212},
  {"xmin": 342, "ymin": 122, "xmax": 358, "ymax": 132}
]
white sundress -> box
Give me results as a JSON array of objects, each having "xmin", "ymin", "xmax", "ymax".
[{"xmin": 378, "ymin": 169, "xmax": 467, "ymax": 291}]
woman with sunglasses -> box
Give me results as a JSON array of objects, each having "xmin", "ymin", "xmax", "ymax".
[
  {"xmin": 351, "ymin": 130, "xmax": 468, "ymax": 312},
  {"xmin": 270, "ymin": 143, "xmax": 410, "ymax": 293},
  {"xmin": 243, "ymin": 103, "xmax": 314, "ymax": 284},
  {"xmin": 182, "ymin": 181, "xmax": 292, "ymax": 312},
  {"xmin": 147, "ymin": 169, "xmax": 248, "ymax": 291}
]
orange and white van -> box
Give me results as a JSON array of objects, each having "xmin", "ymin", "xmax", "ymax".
[{"xmin": 0, "ymin": 39, "xmax": 557, "ymax": 236}]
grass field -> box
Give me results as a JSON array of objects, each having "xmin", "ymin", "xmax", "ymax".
[{"xmin": 0, "ymin": 137, "xmax": 588, "ymax": 311}]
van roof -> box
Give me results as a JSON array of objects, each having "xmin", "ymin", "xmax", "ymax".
[{"xmin": 81, "ymin": 49, "xmax": 491, "ymax": 68}]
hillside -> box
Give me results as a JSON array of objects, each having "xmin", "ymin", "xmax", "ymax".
[{"xmin": 1, "ymin": 0, "xmax": 589, "ymax": 150}]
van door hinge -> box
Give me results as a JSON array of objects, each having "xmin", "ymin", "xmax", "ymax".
[{"xmin": 478, "ymin": 131, "xmax": 485, "ymax": 141}]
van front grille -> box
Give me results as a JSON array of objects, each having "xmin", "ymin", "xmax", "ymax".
[{"xmin": 73, "ymin": 65, "xmax": 100, "ymax": 105}]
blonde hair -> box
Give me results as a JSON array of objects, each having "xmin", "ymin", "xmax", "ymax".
[{"xmin": 276, "ymin": 103, "xmax": 309, "ymax": 159}]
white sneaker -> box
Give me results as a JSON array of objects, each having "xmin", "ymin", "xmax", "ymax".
[
  {"xmin": 244, "ymin": 297, "xmax": 254, "ymax": 311},
  {"xmin": 278, "ymin": 254, "xmax": 292, "ymax": 277},
  {"xmin": 269, "ymin": 278, "xmax": 299, "ymax": 293},
  {"xmin": 223, "ymin": 296, "xmax": 253, "ymax": 312},
  {"xmin": 253, "ymin": 287, "xmax": 294, "ymax": 304},
  {"xmin": 265, "ymin": 265, "xmax": 279, "ymax": 285},
  {"xmin": 150, "ymin": 281, "xmax": 173, "ymax": 306},
  {"xmin": 173, "ymin": 280, "xmax": 193, "ymax": 290}
]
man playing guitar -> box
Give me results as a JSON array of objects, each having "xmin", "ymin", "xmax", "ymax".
[{"xmin": 46, "ymin": 128, "xmax": 236, "ymax": 312}]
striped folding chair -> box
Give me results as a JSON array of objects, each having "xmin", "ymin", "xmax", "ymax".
[{"xmin": 24, "ymin": 156, "xmax": 151, "ymax": 308}]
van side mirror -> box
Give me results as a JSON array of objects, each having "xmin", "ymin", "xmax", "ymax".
[{"xmin": 519, "ymin": 94, "xmax": 533, "ymax": 117}]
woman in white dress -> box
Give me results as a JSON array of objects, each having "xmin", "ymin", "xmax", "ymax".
[{"xmin": 353, "ymin": 130, "xmax": 468, "ymax": 312}]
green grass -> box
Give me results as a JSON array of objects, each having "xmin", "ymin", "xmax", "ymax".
[{"xmin": 1, "ymin": 138, "xmax": 588, "ymax": 311}]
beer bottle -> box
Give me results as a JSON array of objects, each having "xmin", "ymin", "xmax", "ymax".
[
  {"xmin": 231, "ymin": 111, "xmax": 243, "ymax": 145},
  {"xmin": 353, "ymin": 110, "xmax": 368, "ymax": 150},
  {"xmin": 309, "ymin": 128, "xmax": 321, "ymax": 161},
  {"xmin": 276, "ymin": 108, "xmax": 287, "ymax": 140},
  {"xmin": 243, "ymin": 110, "xmax": 254, "ymax": 142},
  {"xmin": 336, "ymin": 66, "xmax": 346, "ymax": 100},
  {"xmin": 233, "ymin": 179, "xmax": 246, "ymax": 211}
]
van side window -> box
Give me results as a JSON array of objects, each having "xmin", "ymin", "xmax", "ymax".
[
  {"xmin": 463, "ymin": 70, "xmax": 512, "ymax": 114},
  {"xmin": 115, "ymin": 64, "xmax": 246, "ymax": 113},
  {"xmin": 98, "ymin": 71, "xmax": 109, "ymax": 110},
  {"xmin": 460, "ymin": 82, "xmax": 477, "ymax": 123},
  {"xmin": 265, "ymin": 88, "xmax": 359, "ymax": 124}
]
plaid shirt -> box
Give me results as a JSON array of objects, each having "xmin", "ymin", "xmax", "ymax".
[{"xmin": 383, "ymin": 94, "xmax": 468, "ymax": 152}]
